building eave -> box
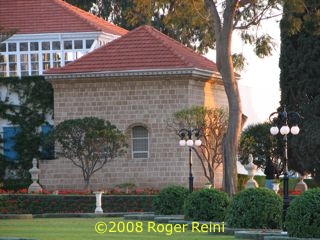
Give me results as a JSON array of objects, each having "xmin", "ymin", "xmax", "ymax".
[
  {"xmin": 4, "ymin": 31, "xmax": 121, "ymax": 42},
  {"xmin": 45, "ymin": 68, "xmax": 222, "ymax": 81}
]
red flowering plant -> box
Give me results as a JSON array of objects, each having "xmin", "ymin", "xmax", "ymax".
[
  {"xmin": 0, "ymin": 189, "xmax": 23, "ymax": 194},
  {"xmin": 16, "ymin": 188, "xmax": 28, "ymax": 194},
  {"xmin": 106, "ymin": 186, "xmax": 159, "ymax": 195},
  {"xmin": 289, "ymin": 190, "xmax": 301, "ymax": 195},
  {"xmin": 0, "ymin": 187, "xmax": 159, "ymax": 195},
  {"xmin": 278, "ymin": 190, "xmax": 302, "ymax": 196},
  {"xmin": 54, "ymin": 189, "xmax": 91, "ymax": 195}
]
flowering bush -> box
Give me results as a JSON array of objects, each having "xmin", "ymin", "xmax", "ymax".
[
  {"xmin": 106, "ymin": 187, "xmax": 159, "ymax": 195},
  {"xmin": 0, "ymin": 185, "xmax": 159, "ymax": 214},
  {"xmin": 289, "ymin": 190, "xmax": 301, "ymax": 195},
  {"xmin": 0, "ymin": 187, "xmax": 159, "ymax": 195},
  {"xmin": 278, "ymin": 190, "xmax": 302, "ymax": 196}
]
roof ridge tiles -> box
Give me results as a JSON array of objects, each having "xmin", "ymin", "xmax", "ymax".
[
  {"xmin": 0, "ymin": 0, "xmax": 128, "ymax": 35},
  {"xmin": 45, "ymin": 25, "xmax": 219, "ymax": 75},
  {"xmin": 55, "ymin": 0, "xmax": 127, "ymax": 35},
  {"xmin": 144, "ymin": 26, "xmax": 197, "ymax": 68}
]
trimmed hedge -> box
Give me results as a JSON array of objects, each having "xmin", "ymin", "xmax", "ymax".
[
  {"xmin": 0, "ymin": 194, "xmax": 155, "ymax": 214},
  {"xmin": 1, "ymin": 179, "xmax": 32, "ymax": 191},
  {"xmin": 184, "ymin": 188, "xmax": 229, "ymax": 221},
  {"xmin": 286, "ymin": 188, "xmax": 320, "ymax": 238},
  {"xmin": 152, "ymin": 185, "xmax": 188, "ymax": 215},
  {"xmin": 226, "ymin": 188, "xmax": 282, "ymax": 229}
]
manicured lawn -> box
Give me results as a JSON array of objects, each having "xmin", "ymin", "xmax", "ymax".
[{"xmin": 0, "ymin": 217, "xmax": 234, "ymax": 240}]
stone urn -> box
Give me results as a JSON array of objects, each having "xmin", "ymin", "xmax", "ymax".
[
  {"xmin": 244, "ymin": 154, "xmax": 258, "ymax": 188},
  {"xmin": 295, "ymin": 175, "xmax": 308, "ymax": 193},
  {"xmin": 28, "ymin": 158, "xmax": 42, "ymax": 193}
]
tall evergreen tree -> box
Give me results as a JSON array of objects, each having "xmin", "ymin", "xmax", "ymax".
[{"xmin": 280, "ymin": 0, "xmax": 320, "ymax": 182}]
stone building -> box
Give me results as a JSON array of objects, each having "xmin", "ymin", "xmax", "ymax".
[
  {"xmin": 0, "ymin": 0, "xmax": 127, "ymax": 77},
  {"xmin": 0, "ymin": 0, "xmax": 127, "ymax": 161},
  {"xmin": 41, "ymin": 25, "xmax": 228, "ymax": 190}
]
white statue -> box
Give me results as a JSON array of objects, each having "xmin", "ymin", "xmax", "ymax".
[
  {"xmin": 28, "ymin": 158, "xmax": 42, "ymax": 193},
  {"xmin": 244, "ymin": 154, "xmax": 258, "ymax": 188}
]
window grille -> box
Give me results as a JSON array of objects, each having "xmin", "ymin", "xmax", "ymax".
[{"xmin": 132, "ymin": 126, "xmax": 149, "ymax": 159}]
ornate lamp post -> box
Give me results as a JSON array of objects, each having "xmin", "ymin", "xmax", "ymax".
[
  {"xmin": 269, "ymin": 106, "xmax": 303, "ymax": 227},
  {"xmin": 178, "ymin": 128, "xmax": 201, "ymax": 193}
]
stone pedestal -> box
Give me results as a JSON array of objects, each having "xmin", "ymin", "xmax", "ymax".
[
  {"xmin": 28, "ymin": 158, "xmax": 42, "ymax": 193},
  {"xmin": 94, "ymin": 191, "xmax": 104, "ymax": 214},
  {"xmin": 295, "ymin": 176, "xmax": 308, "ymax": 193},
  {"xmin": 244, "ymin": 154, "xmax": 258, "ymax": 188}
]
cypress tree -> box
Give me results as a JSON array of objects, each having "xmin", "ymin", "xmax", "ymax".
[{"xmin": 279, "ymin": 0, "xmax": 320, "ymax": 182}]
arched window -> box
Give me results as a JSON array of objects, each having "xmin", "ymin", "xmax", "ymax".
[{"xmin": 132, "ymin": 126, "xmax": 149, "ymax": 159}]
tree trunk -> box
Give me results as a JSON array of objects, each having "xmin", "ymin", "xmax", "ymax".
[
  {"xmin": 214, "ymin": 1, "xmax": 242, "ymax": 196},
  {"xmin": 83, "ymin": 171, "xmax": 91, "ymax": 190},
  {"xmin": 218, "ymin": 45, "xmax": 242, "ymax": 195},
  {"xmin": 203, "ymin": 0, "xmax": 243, "ymax": 195}
]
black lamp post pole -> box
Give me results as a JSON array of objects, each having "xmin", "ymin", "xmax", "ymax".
[
  {"xmin": 188, "ymin": 145, "xmax": 193, "ymax": 193},
  {"xmin": 282, "ymin": 133, "xmax": 290, "ymax": 224},
  {"xmin": 178, "ymin": 128, "xmax": 201, "ymax": 193},
  {"xmin": 269, "ymin": 106, "xmax": 303, "ymax": 230}
]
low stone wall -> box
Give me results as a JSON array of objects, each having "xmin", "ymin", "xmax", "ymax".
[{"xmin": 39, "ymin": 157, "xmax": 223, "ymax": 191}]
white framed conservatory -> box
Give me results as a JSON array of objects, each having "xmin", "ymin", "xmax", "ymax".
[{"xmin": 0, "ymin": 32, "xmax": 115, "ymax": 77}]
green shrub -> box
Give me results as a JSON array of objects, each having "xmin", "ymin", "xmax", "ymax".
[
  {"xmin": 226, "ymin": 188, "xmax": 282, "ymax": 229},
  {"xmin": 152, "ymin": 185, "xmax": 188, "ymax": 215},
  {"xmin": 2, "ymin": 178, "xmax": 32, "ymax": 191},
  {"xmin": 304, "ymin": 178, "xmax": 320, "ymax": 188},
  {"xmin": 286, "ymin": 188, "xmax": 320, "ymax": 238},
  {"xmin": 184, "ymin": 188, "xmax": 229, "ymax": 221}
]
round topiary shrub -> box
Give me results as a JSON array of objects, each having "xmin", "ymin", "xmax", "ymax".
[
  {"xmin": 184, "ymin": 188, "xmax": 229, "ymax": 221},
  {"xmin": 152, "ymin": 185, "xmax": 188, "ymax": 215},
  {"xmin": 286, "ymin": 188, "xmax": 320, "ymax": 238},
  {"xmin": 226, "ymin": 188, "xmax": 282, "ymax": 229}
]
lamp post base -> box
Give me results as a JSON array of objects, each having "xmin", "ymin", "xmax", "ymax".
[{"xmin": 189, "ymin": 176, "xmax": 193, "ymax": 193}]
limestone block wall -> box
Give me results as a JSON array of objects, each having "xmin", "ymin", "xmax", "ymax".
[{"xmin": 39, "ymin": 74, "xmax": 227, "ymax": 190}]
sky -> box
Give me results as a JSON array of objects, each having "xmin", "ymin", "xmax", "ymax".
[{"xmin": 205, "ymin": 17, "xmax": 282, "ymax": 127}]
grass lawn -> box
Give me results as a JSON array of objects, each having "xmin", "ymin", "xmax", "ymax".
[{"xmin": 0, "ymin": 217, "xmax": 234, "ymax": 240}]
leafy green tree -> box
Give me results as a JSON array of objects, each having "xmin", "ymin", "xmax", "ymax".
[
  {"xmin": 66, "ymin": 0, "xmax": 214, "ymax": 53},
  {"xmin": 53, "ymin": 117, "xmax": 127, "ymax": 189},
  {"xmin": 0, "ymin": 77, "xmax": 53, "ymax": 180},
  {"xmin": 202, "ymin": 0, "xmax": 281, "ymax": 195},
  {"xmin": 169, "ymin": 106, "xmax": 228, "ymax": 187},
  {"xmin": 65, "ymin": 0, "xmax": 94, "ymax": 12},
  {"xmin": 279, "ymin": 0, "xmax": 320, "ymax": 182},
  {"xmin": 239, "ymin": 122, "xmax": 282, "ymax": 177},
  {"xmin": 64, "ymin": 0, "xmax": 134, "ymax": 30},
  {"xmin": 0, "ymin": 25, "xmax": 16, "ymax": 43}
]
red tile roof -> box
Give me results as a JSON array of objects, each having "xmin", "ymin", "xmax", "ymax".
[
  {"xmin": 0, "ymin": 0, "xmax": 127, "ymax": 35},
  {"xmin": 45, "ymin": 25, "xmax": 219, "ymax": 75}
]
